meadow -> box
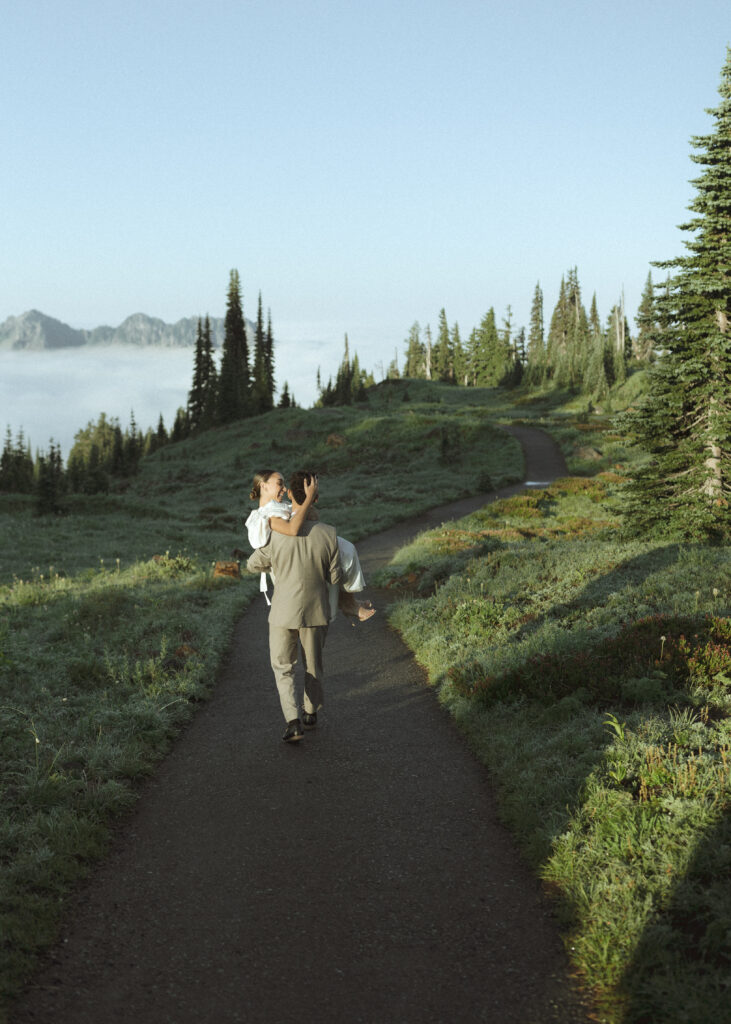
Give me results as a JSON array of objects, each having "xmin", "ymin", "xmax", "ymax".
[
  {"xmin": 0, "ymin": 381, "xmax": 523, "ymax": 1014},
  {"xmin": 2, "ymin": 375, "xmax": 728, "ymax": 1023},
  {"xmin": 376, "ymin": 381, "xmax": 730, "ymax": 1024}
]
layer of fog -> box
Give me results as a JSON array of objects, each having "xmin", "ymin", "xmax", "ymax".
[{"xmin": 0, "ymin": 343, "xmax": 325, "ymax": 458}]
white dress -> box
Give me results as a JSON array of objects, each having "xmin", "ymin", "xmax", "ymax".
[{"xmin": 244, "ymin": 500, "xmax": 366, "ymax": 620}]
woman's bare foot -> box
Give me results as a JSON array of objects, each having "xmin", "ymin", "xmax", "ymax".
[
  {"xmin": 338, "ymin": 592, "xmax": 376, "ymax": 621},
  {"xmin": 357, "ymin": 600, "xmax": 376, "ymax": 621}
]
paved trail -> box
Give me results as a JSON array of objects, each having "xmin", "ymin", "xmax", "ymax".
[{"xmin": 12, "ymin": 427, "xmax": 592, "ymax": 1024}]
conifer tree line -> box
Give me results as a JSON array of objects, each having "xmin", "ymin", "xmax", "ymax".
[
  {"xmin": 394, "ymin": 268, "xmax": 657, "ymax": 399},
  {"xmin": 0, "ymin": 269, "xmax": 282, "ymax": 510},
  {"xmin": 316, "ymin": 334, "xmax": 376, "ymax": 406},
  {"xmin": 185, "ymin": 268, "xmax": 280, "ymax": 434}
]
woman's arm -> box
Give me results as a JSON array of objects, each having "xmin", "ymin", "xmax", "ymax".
[{"xmin": 269, "ymin": 475, "xmax": 318, "ymax": 537}]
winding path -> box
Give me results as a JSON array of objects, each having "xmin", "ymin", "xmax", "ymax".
[{"xmin": 11, "ymin": 427, "xmax": 590, "ymax": 1024}]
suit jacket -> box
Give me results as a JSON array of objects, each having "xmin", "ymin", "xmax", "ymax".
[{"xmin": 247, "ymin": 519, "xmax": 342, "ymax": 628}]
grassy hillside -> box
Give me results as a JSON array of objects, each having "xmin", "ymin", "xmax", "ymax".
[
  {"xmin": 375, "ymin": 378, "xmax": 731, "ymax": 1024},
  {"xmin": 5, "ymin": 373, "xmax": 727, "ymax": 1023},
  {"xmin": 0, "ymin": 381, "xmax": 523, "ymax": 1014}
]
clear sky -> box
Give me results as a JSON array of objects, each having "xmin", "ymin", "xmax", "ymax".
[{"xmin": 2, "ymin": 0, "xmax": 729, "ymax": 392}]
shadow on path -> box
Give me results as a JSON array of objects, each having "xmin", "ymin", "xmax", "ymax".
[{"xmin": 11, "ymin": 427, "xmax": 591, "ymax": 1024}]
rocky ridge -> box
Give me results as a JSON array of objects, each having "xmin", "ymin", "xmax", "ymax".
[{"xmin": 0, "ymin": 310, "xmax": 246, "ymax": 351}]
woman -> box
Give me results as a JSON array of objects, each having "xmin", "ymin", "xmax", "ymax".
[{"xmin": 245, "ymin": 469, "xmax": 375, "ymax": 621}]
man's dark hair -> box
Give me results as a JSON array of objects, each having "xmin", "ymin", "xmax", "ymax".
[{"xmin": 289, "ymin": 470, "xmax": 317, "ymax": 505}]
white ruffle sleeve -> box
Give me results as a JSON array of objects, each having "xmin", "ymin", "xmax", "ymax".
[
  {"xmin": 244, "ymin": 500, "xmax": 293, "ymax": 604},
  {"xmin": 244, "ymin": 500, "xmax": 293, "ymax": 549}
]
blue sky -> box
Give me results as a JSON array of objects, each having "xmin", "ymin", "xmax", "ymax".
[{"xmin": 2, "ymin": 0, "xmax": 729, "ymax": 393}]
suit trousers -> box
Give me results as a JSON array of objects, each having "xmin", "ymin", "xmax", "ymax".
[{"xmin": 269, "ymin": 624, "xmax": 329, "ymax": 722}]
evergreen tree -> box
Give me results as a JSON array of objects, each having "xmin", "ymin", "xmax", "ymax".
[
  {"xmin": 83, "ymin": 443, "xmax": 109, "ymax": 494},
  {"xmin": 452, "ymin": 322, "xmax": 467, "ymax": 385},
  {"xmin": 111, "ymin": 423, "xmax": 125, "ymax": 476},
  {"xmin": 317, "ymin": 335, "xmax": 372, "ymax": 406},
  {"xmin": 351, "ymin": 352, "xmax": 367, "ymax": 398},
  {"xmin": 606, "ymin": 301, "xmax": 628, "ymax": 386},
  {"xmin": 200, "ymin": 316, "xmax": 218, "ymax": 428},
  {"xmin": 433, "ymin": 308, "xmax": 453, "ymax": 381},
  {"xmin": 624, "ymin": 48, "xmax": 731, "ymax": 539},
  {"xmin": 0, "ymin": 427, "xmax": 35, "ymax": 492},
  {"xmin": 469, "ymin": 308, "xmax": 511, "ymax": 386},
  {"xmin": 471, "ymin": 309, "xmax": 495, "ymax": 385},
  {"xmin": 509, "ymin": 326, "xmax": 526, "ymax": 386},
  {"xmin": 251, "ymin": 292, "xmax": 272, "ymax": 414},
  {"xmin": 67, "ymin": 414, "xmax": 125, "ymax": 492},
  {"xmin": 633, "ymin": 272, "xmax": 659, "ymax": 362},
  {"xmin": 499, "ymin": 306, "xmax": 522, "ymax": 387},
  {"xmin": 546, "ymin": 269, "xmax": 590, "ymax": 388},
  {"xmin": 156, "ymin": 413, "xmax": 168, "ymax": 448},
  {"xmin": 589, "ymin": 293, "xmax": 602, "ymax": 347},
  {"xmin": 188, "ymin": 316, "xmax": 218, "ymax": 432},
  {"xmin": 217, "ymin": 269, "xmax": 251, "ymax": 423},
  {"xmin": 584, "ymin": 332, "xmax": 609, "ymax": 398},
  {"xmin": 278, "ymin": 381, "xmax": 291, "ymax": 408},
  {"xmin": 188, "ymin": 318, "xmax": 207, "ymax": 429},
  {"xmin": 265, "ymin": 309, "xmax": 276, "ymax": 408},
  {"xmin": 123, "ymin": 411, "xmax": 141, "ymax": 474},
  {"xmin": 35, "ymin": 440, "xmax": 65, "ymax": 514},
  {"xmin": 171, "ymin": 407, "xmax": 190, "ymax": 442},
  {"xmin": 525, "ymin": 282, "xmax": 545, "ymax": 385},
  {"xmin": 403, "ymin": 322, "xmax": 426, "ymax": 378}
]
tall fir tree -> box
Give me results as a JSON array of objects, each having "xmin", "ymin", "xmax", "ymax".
[
  {"xmin": 525, "ymin": 282, "xmax": 545, "ymax": 384},
  {"xmin": 199, "ymin": 316, "xmax": 218, "ymax": 427},
  {"xmin": 546, "ymin": 275, "xmax": 569, "ymax": 383},
  {"xmin": 546, "ymin": 269, "xmax": 590, "ymax": 388},
  {"xmin": 265, "ymin": 309, "xmax": 276, "ymax": 408},
  {"xmin": 468, "ymin": 308, "xmax": 506, "ymax": 385},
  {"xmin": 623, "ymin": 48, "xmax": 731, "ymax": 539},
  {"xmin": 433, "ymin": 308, "xmax": 453, "ymax": 382},
  {"xmin": 251, "ymin": 292, "xmax": 272, "ymax": 414},
  {"xmin": 217, "ymin": 269, "xmax": 251, "ymax": 423},
  {"xmin": 633, "ymin": 272, "xmax": 659, "ymax": 362},
  {"xmin": 584, "ymin": 294, "xmax": 609, "ymax": 397},
  {"xmin": 278, "ymin": 381, "xmax": 291, "ymax": 408},
  {"xmin": 605, "ymin": 299, "xmax": 628, "ymax": 386},
  {"xmin": 34, "ymin": 439, "xmax": 65, "ymax": 515},
  {"xmin": 403, "ymin": 322, "xmax": 426, "ymax": 378},
  {"xmin": 188, "ymin": 317, "xmax": 216, "ymax": 431},
  {"xmin": 451, "ymin": 322, "xmax": 466, "ymax": 385},
  {"xmin": 0, "ymin": 428, "xmax": 36, "ymax": 493}
]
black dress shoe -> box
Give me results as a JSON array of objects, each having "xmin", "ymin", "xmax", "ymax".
[
  {"xmin": 301, "ymin": 710, "xmax": 317, "ymax": 729},
  {"xmin": 282, "ymin": 719, "xmax": 304, "ymax": 742}
]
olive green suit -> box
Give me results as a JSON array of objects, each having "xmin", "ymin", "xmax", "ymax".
[{"xmin": 247, "ymin": 519, "xmax": 342, "ymax": 722}]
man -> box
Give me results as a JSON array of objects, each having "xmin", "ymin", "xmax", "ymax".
[{"xmin": 247, "ymin": 470, "xmax": 342, "ymax": 742}]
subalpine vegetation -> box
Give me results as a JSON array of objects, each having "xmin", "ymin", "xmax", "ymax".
[
  {"xmin": 0, "ymin": 44, "xmax": 729, "ymax": 1024},
  {"xmin": 375, "ymin": 48, "xmax": 731, "ymax": 1024}
]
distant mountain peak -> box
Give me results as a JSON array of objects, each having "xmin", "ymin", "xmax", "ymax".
[{"xmin": 0, "ymin": 310, "xmax": 250, "ymax": 351}]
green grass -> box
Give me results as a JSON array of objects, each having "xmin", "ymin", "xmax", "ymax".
[
  {"xmin": 0, "ymin": 381, "xmax": 523, "ymax": 1016},
  {"xmin": 376, "ymin": 395, "xmax": 731, "ymax": 1024}
]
